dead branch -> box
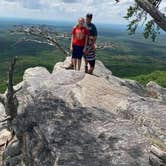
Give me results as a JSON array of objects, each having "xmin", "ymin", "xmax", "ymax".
[
  {"xmin": 0, "ymin": 94, "xmax": 5, "ymax": 104},
  {"xmin": 5, "ymin": 57, "xmax": 19, "ymax": 121},
  {"xmin": 0, "ymin": 57, "xmax": 21, "ymax": 127},
  {"xmin": 11, "ymin": 25, "xmax": 70, "ymax": 56}
]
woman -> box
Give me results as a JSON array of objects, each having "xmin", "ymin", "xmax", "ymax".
[{"xmin": 70, "ymin": 18, "xmax": 89, "ymax": 70}]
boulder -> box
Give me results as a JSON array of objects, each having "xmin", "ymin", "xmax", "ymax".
[
  {"xmin": 146, "ymin": 81, "xmax": 166, "ymax": 102},
  {"xmin": 0, "ymin": 58, "xmax": 165, "ymax": 166}
]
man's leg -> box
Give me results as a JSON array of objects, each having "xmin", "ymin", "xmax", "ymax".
[
  {"xmin": 88, "ymin": 67, "xmax": 94, "ymax": 74},
  {"xmin": 84, "ymin": 58, "xmax": 88, "ymax": 73},
  {"xmin": 88, "ymin": 60, "xmax": 95, "ymax": 75}
]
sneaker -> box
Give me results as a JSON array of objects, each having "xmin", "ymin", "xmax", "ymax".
[{"xmin": 65, "ymin": 64, "xmax": 74, "ymax": 70}]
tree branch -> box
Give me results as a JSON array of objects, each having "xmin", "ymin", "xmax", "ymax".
[
  {"xmin": 14, "ymin": 86, "xmax": 22, "ymax": 95},
  {"xmin": 5, "ymin": 57, "xmax": 18, "ymax": 121},
  {"xmin": 135, "ymin": 0, "xmax": 166, "ymax": 31},
  {"xmin": 0, "ymin": 94, "xmax": 5, "ymax": 104},
  {"xmin": 11, "ymin": 26, "xmax": 70, "ymax": 56}
]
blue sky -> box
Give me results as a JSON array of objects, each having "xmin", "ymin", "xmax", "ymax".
[{"xmin": 0, "ymin": 0, "xmax": 165, "ymax": 24}]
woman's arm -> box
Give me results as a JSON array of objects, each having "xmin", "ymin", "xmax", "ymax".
[{"xmin": 70, "ymin": 34, "xmax": 73, "ymax": 51}]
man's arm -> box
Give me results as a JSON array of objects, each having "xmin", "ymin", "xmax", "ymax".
[
  {"xmin": 85, "ymin": 44, "xmax": 96, "ymax": 55},
  {"xmin": 91, "ymin": 24, "xmax": 97, "ymax": 45},
  {"xmin": 83, "ymin": 34, "xmax": 88, "ymax": 53},
  {"xmin": 91, "ymin": 36, "xmax": 97, "ymax": 46}
]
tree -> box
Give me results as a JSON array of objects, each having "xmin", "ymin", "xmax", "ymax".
[
  {"xmin": 0, "ymin": 57, "xmax": 21, "ymax": 132},
  {"xmin": 116, "ymin": 0, "xmax": 166, "ymax": 41}
]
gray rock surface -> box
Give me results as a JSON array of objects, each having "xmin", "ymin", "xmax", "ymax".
[
  {"xmin": 0, "ymin": 57, "xmax": 166, "ymax": 166},
  {"xmin": 146, "ymin": 81, "xmax": 166, "ymax": 102}
]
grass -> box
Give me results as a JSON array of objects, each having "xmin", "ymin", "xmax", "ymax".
[
  {"xmin": 0, "ymin": 50, "xmax": 65, "ymax": 93},
  {"xmin": 132, "ymin": 71, "xmax": 166, "ymax": 87}
]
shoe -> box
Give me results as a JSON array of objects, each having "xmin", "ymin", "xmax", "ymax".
[{"xmin": 65, "ymin": 64, "xmax": 74, "ymax": 70}]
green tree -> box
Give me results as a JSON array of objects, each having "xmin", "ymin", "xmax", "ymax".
[{"xmin": 116, "ymin": 0, "xmax": 166, "ymax": 41}]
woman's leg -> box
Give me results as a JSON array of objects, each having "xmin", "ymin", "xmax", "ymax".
[
  {"xmin": 72, "ymin": 45, "xmax": 77, "ymax": 70},
  {"xmin": 77, "ymin": 59, "xmax": 82, "ymax": 71},
  {"xmin": 76, "ymin": 46, "xmax": 83, "ymax": 71},
  {"xmin": 73, "ymin": 58, "xmax": 77, "ymax": 70}
]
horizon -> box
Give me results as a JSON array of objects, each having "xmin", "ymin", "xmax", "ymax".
[
  {"xmin": 0, "ymin": 17, "xmax": 166, "ymax": 36},
  {"xmin": 0, "ymin": 16, "xmax": 127, "ymax": 26}
]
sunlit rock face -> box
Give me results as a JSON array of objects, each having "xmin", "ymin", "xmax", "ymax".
[{"xmin": 0, "ymin": 57, "xmax": 166, "ymax": 166}]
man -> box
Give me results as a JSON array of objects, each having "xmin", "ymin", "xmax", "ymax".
[
  {"xmin": 84, "ymin": 13, "xmax": 97, "ymax": 74},
  {"xmin": 66, "ymin": 13, "xmax": 97, "ymax": 73}
]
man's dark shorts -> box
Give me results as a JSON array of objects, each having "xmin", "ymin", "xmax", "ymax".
[
  {"xmin": 72, "ymin": 45, "xmax": 84, "ymax": 60},
  {"xmin": 88, "ymin": 60, "xmax": 95, "ymax": 68}
]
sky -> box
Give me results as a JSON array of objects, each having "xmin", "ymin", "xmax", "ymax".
[
  {"xmin": 0, "ymin": 0, "xmax": 165, "ymax": 24},
  {"xmin": 0, "ymin": 0, "xmax": 134, "ymax": 24}
]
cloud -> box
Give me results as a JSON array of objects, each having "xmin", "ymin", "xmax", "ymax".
[
  {"xmin": 20, "ymin": 0, "xmax": 43, "ymax": 9},
  {"xmin": 0, "ymin": 0, "xmax": 135, "ymax": 24},
  {"xmin": 62, "ymin": 0, "xmax": 80, "ymax": 3},
  {"xmin": 3, "ymin": 0, "xmax": 43, "ymax": 9}
]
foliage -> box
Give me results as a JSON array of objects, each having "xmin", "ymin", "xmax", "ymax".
[
  {"xmin": 132, "ymin": 70, "xmax": 166, "ymax": 87},
  {"xmin": 143, "ymin": 20, "xmax": 160, "ymax": 41},
  {"xmin": 116, "ymin": 0, "xmax": 165, "ymax": 41}
]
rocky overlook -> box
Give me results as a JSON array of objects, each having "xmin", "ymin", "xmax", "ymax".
[{"xmin": 0, "ymin": 57, "xmax": 166, "ymax": 166}]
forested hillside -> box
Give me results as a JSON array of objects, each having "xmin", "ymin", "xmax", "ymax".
[{"xmin": 0, "ymin": 20, "xmax": 166, "ymax": 92}]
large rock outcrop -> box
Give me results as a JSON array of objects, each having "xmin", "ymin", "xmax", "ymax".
[{"xmin": 0, "ymin": 57, "xmax": 166, "ymax": 166}]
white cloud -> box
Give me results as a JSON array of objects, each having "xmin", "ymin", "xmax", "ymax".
[{"xmin": 0, "ymin": 0, "xmax": 135, "ymax": 24}]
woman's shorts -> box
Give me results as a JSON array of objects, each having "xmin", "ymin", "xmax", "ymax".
[{"xmin": 72, "ymin": 45, "xmax": 84, "ymax": 60}]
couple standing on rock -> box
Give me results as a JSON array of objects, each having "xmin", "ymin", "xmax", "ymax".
[{"xmin": 66, "ymin": 13, "xmax": 97, "ymax": 74}]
